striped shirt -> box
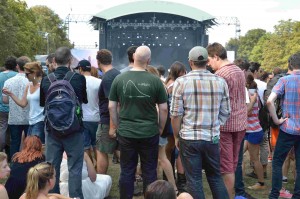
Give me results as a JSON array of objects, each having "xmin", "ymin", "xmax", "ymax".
[
  {"xmin": 215, "ymin": 64, "xmax": 247, "ymax": 132},
  {"xmin": 170, "ymin": 69, "xmax": 231, "ymax": 141},
  {"xmin": 272, "ymin": 71, "xmax": 300, "ymax": 135},
  {"xmin": 247, "ymin": 95, "xmax": 262, "ymax": 133}
]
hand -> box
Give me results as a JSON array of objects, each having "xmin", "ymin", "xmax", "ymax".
[
  {"xmin": 275, "ymin": 117, "xmax": 288, "ymax": 125},
  {"xmin": 174, "ymin": 137, "xmax": 180, "ymax": 151},
  {"xmin": 109, "ymin": 128, "xmax": 117, "ymax": 138},
  {"xmin": 2, "ymin": 88, "xmax": 12, "ymax": 96},
  {"xmin": 249, "ymin": 92, "xmax": 258, "ymax": 103}
]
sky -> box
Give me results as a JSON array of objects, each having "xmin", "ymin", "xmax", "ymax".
[{"xmin": 25, "ymin": 0, "xmax": 300, "ymax": 48}]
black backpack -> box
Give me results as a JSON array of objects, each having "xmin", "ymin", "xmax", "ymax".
[{"xmin": 45, "ymin": 71, "xmax": 82, "ymax": 136}]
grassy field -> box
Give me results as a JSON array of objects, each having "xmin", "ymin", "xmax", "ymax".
[
  {"xmin": 106, "ymin": 153, "xmax": 296, "ymax": 199},
  {"xmin": 0, "ymin": 153, "xmax": 295, "ymax": 199}
]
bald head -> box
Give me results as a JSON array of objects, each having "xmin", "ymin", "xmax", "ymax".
[{"xmin": 133, "ymin": 46, "xmax": 151, "ymax": 67}]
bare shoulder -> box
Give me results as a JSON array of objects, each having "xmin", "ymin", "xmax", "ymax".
[{"xmin": 0, "ymin": 185, "xmax": 9, "ymax": 199}]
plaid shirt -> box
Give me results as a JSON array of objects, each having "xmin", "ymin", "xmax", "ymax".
[
  {"xmin": 215, "ymin": 64, "xmax": 247, "ymax": 132},
  {"xmin": 272, "ymin": 71, "xmax": 300, "ymax": 135},
  {"xmin": 170, "ymin": 69, "xmax": 231, "ymax": 141}
]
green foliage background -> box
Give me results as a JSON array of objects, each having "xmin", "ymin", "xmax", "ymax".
[
  {"xmin": 0, "ymin": 0, "xmax": 71, "ymax": 66},
  {"xmin": 226, "ymin": 19, "xmax": 300, "ymax": 72}
]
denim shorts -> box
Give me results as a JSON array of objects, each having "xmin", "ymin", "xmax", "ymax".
[
  {"xmin": 159, "ymin": 136, "xmax": 168, "ymax": 146},
  {"xmin": 82, "ymin": 121, "xmax": 98, "ymax": 149},
  {"xmin": 245, "ymin": 130, "xmax": 264, "ymax": 144},
  {"xmin": 28, "ymin": 121, "xmax": 45, "ymax": 144}
]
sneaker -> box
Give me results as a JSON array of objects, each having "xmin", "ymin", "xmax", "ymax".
[
  {"xmin": 280, "ymin": 188, "xmax": 293, "ymax": 199},
  {"xmin": 247, "ymin": 183, "xmax": 266, "ymax": 190},
  {"xmin": 282, "ymin": 178, "xmax": 288, "ymax": 184},
  {"xmin": 268, "ymin": 156, "xmax": 272, "ymax": 163}
]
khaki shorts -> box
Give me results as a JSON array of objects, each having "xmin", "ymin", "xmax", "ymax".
[{"xmin": 96, "ymin": 123, "xmax": 117, "ymax": 154}]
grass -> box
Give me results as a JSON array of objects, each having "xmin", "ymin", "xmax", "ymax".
[
  {"xmin": 1, "ymin": 153, "xmax": 295, "ymax": 199},
  {"xmin": 106, "ymin": 153, "xmax": 296, "ymax": 199}
]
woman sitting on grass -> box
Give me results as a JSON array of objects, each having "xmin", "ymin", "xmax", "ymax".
[
  {"xmin": 5, "ymin": 135, "xmax": 45, "ymax": 199},
  {"xmin": 20, "ymin": 162, "xmax": 72, "ymax": 199}
]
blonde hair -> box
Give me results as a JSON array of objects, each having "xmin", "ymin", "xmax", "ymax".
[
  {"xmin": 25, "ymin": 162, "xmax": 55, "ymax": 199},
  {"xmin": 24, "ymin": 62, "xmax": 44, "ymax": 77},
  {"xmin": 0, "ymin": 152, "xmax": 7, "ymax": 163}
]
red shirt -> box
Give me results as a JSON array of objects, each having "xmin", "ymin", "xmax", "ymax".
[{"xmin": 215, "ymin": 64, "xmax": 247, "ymax": 132}]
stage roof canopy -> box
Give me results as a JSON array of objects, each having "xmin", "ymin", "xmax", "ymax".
[{"xmin": 93, "ymin": 0, "xmax": 215, "ymax": 21}]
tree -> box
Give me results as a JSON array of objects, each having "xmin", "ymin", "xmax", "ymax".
[
  {"xmin": 0, "ymin": 0, "xmax": 18, "ymax": 63},
  {"xmin": 0, "ymin": 0, "xmax": 71, "ymax": 65},
  {"xmin": 250, "ymin": 20, "xmax": 300, "ymax": 72},
  {"xmin": 30, "ymin": 6, "xmax": 71, "ymax": 55},
  {"xmin": 237, "ymin": 29, "xmax": 266, "ymax": 60},
  {"xmin": 225, "ymin": 38, "xmax": 240, "ymax": 58}
]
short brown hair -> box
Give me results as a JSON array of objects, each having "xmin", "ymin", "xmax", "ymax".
[
  {"xmin": 96, "ymin": 49, "xmax": 112, "ymax": 65},
  {"xmin": 206, "ymin": 42, "xmax": 227, "ymax": 60}
]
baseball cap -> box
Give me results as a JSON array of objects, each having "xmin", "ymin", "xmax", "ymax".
[
  {"xmin": 188, "ymin": 46, "xmax": 208, "ymax": 62},
  {"xmin": 75, "ymin": 60, "xmax": 91, "ymax": 69}
]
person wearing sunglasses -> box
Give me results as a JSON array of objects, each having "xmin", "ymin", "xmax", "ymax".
[{"xmin": 2, "ymin": 62, "xmax": 45, "ymax": 144}]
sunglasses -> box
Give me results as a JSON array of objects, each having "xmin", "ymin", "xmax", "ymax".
[{"xmin": 25, "ymin": 72, "xmax": 32, "ymax": 77}]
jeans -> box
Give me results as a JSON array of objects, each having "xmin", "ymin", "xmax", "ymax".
[
  {"xmin": 0, "ymin": 112, "xmax": 8, "ymax": 151},
  {"xmin": 235, "ymin": 139, "xmax": 246, "ymax": 196},
  {"xmin": 9, "ymin": 124, "xmax": 29, "ymax": 159},
  {"xmin": 46, "ymin": 129, "xmax": 84, "ymax": 199},
  {"xmin": 82, "ymin": 121, "xmax": 98, "ymax": 150},
  {"xmin": 28, "ymin": 121, "xmax": 45, "ymax": 144},
  {"xmin": 269, "ymin": 130, "xmax": 300, "ymax": 199},
  {"xmin": 179, "ymin": 138, "xmax": 229, "ymax": 199},
  {"xmin": 118, "ymin": 134, "xmax": 159, "ymax": 199}
]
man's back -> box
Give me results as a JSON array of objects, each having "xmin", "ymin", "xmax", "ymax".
[
  {"xmin": 215, "ymin": 64, "xmax": 247, "ymax": 132},
  {"xmin": 82, "ymin": 75, "xmax": 101, "ymax": 122},
  {"xmin": 109, "ymin": 71, "xmax": 167, "ymax": 138},
  {"xmin": 3, "ymin": 74, "xmax": 29, "ymax": 125},
  {"xmin": 170, "ymin": 70, "xmax": 230, "ymax": 141},
  {"xmin": 98, "ymin": 68, "xmax": 120, "ymax": 124},
  {"xmin": 0, "ymin": 71, "xmax": 17, "ymax": 112},
  {"xmin": 273, "ymin": 71, "xmax": 300, "ymax": 135},
  {"xmin": 40, "ymin": 67, "xmax": 87, "ymax": 107}
]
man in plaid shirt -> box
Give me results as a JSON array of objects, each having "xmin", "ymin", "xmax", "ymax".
[
  {"xmin": 170, "ymin": 46, "xmax": 231, "ymax": 199},
  {"xmin": 268, "ymin": 53, "xmax": 300, "ymax": 199}
]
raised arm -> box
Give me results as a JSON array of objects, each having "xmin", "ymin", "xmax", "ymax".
[{"xmin": 2, "ymin": 84, "xmax": 29, "ymax": 108}]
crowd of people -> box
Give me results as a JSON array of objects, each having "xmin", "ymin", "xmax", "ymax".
[{"xmin": 0, "ymin": 42, "xmax": 299, "ymax": 199}]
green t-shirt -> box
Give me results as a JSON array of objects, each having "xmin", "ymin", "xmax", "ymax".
[{"xmin": 109, "ymin": 71, "xmax": 167, "ymax": 138}]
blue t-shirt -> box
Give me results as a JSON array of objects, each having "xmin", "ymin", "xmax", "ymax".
[{"xmin": 0, "ymin": 71, "xmax": 17, "ymax": 112}]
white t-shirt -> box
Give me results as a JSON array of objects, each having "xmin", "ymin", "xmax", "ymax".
[
  {"xmin": 82, "ymin": 76, "xmax": 102, "ymax": 122},
  {"xmin": 254, "ymin": 79, "xmax": 267, "ymax": 104},
  {"xmin": 3, "ymin": 74, "xmax": 29, "ymax": 125}
]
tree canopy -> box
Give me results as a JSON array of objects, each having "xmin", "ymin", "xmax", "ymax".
[
  {"xmin": 0, "ymin": 0, "xmax": 71, "ymax": 66},
  {"xmin": 226, "ymin": 20, "xmax": 300, "ymax": 72}
]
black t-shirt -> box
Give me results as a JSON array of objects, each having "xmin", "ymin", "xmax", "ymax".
[{"xmin": 98, "ymin": 68, "xmax": 120, "ymax": 124}]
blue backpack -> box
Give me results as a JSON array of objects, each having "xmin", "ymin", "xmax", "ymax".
[{"xmin": 45, "ymin": 71, "xmax": 82, "ymax": 136}]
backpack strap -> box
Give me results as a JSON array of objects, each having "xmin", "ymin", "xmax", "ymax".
[
  {"xmin": 63, "ymin": 71, "xmax": 76, "ymax": 82},
  {"xmin": 48, "ymin": 73, "xmax": 57, "ymax": 84}
]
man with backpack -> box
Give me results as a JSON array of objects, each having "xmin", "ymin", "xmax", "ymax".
[{"xmin": 40, "ymin": 47, "xmax": 87, "ymax": 199}]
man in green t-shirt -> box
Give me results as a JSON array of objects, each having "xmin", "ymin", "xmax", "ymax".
[{"xmin": 109, "ymin": 46, "xmax": 168, "ymax": 198}]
